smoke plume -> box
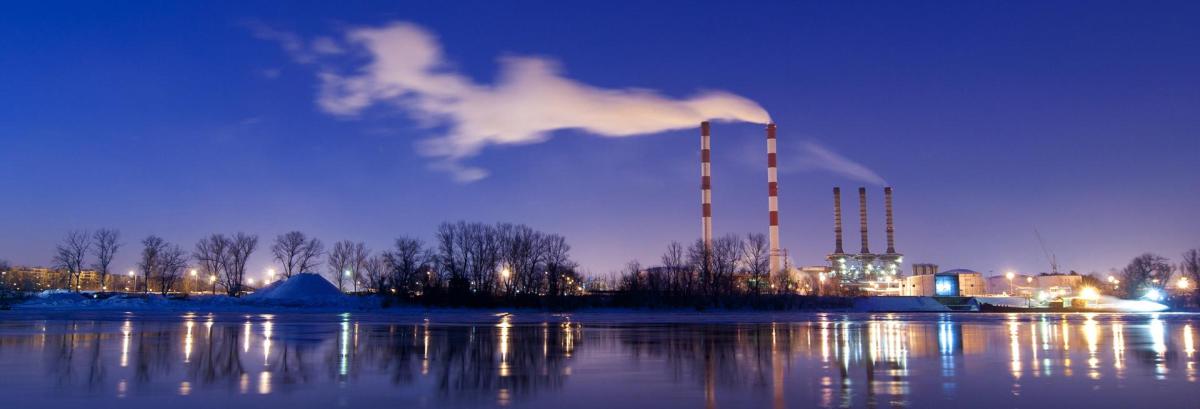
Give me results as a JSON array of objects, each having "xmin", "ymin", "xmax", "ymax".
[
  {"xmin": 788, "ymin": 141, "xmax": 887, "ymax": 186},
  {"xmin": 285, "ymin": 22, "xmax": 770, "ymax": 181}
]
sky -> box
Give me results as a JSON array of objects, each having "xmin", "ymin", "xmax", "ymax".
[{"xmin": 1, "ymin": 1, "xmax": 1197, "ymax": 280}]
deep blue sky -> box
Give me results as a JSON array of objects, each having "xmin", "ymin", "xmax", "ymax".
[{"xmin": 2, "ymin": 1, "xmax": 1197, "ymax": 280}]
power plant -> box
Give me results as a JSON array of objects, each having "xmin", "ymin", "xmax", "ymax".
[
  {"xmin": 827, "ymin": 186, "xmax": 903, "ymax": 290},
  {"xmin": 698, "ymin": 121, "xmax": 902, "ymax": 291}
]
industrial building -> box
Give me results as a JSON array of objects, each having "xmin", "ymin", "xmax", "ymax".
[{"xmin": 903, "ymin": 268, "xmax": 986, "ymax": 297}]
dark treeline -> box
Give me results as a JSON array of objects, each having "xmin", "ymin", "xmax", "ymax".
[
  {"xmin": 3, "ymin": 222, "xmax": 588, "ymax": 308},
  {"xmin": 4, "ymin": 227, "xmax": 1199, "ymax": 309}
]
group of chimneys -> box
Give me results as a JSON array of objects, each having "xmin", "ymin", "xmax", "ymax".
[
  {"xmin": 699, "ymin": 121, "xmax": 898, "ymax": 276},
  {"xmin": 831, "ymin": 186, "xmax": 897, "ymax": 256},
  {"xmin": 700, "ymin": 121, "xmax": 782, "ymax": 274}
]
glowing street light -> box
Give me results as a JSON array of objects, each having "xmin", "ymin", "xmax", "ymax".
[
  {"xmin": 1079, "ymin": 287, "xmax": 1100, "ymax": 301},
  {"xmin": 1143, "ymin": 289, "xmax": 1164, "ymax": 302},
  {"xmin": 1178, "ymin": 277, "xmax": 1191, "ymax": 290},
  {"xmin": 1005, "ymin": 272, "xmax": 1015, "ymax": 294},
  {"xmin": 190, "ymin": 269, "xmax": 198, "ymax": 277}
]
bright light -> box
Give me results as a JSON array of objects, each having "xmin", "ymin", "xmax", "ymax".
[
  {"xmin": 247, "ymin": 278, "xmax": 255, "ymax": 285},
  {"xmin": 128, "ymin": 270, "xmax": 135, "ymax": 277},
  {"xmin": 1026, "ymin": 277, "xmax": 1033, "ymax": 283},
  {"xmin": 344, "ymin": 270, "xmax": 352, "ymax": 277},
  {"xmin": 209, "ymin": 275, "xmax": 216, "ymax": 283},
  {"xmin": 1005, "ymin": 272, "xmax": 1015, "ymax": 280},
  {"xmin": 190, "ymin": 269, "xmax": 198, "ymax": 277},
  {"xmin": 1143, "ymin": 289, "xmax": 1164, "ymax": 302},
  {"xmin": 1107, "ymin": 276, "xmax": 1116, "ymax": 283},
  {"xmin": 268, "ymin": 269, "xmax": 276, "ymax": 277},
  {"xmin": 1036, "ymin": 291, "xmax": 1049, "ymax": 301},
  {"xmin": 1178, "ymin": 277, "xmax": 1191, "ymax": 290},
  {"xmin": 501, "ymin": 268, "xmax": 511, "ymax": 279},
  {"xmin": 1079, "ymin": 287, "xmax": 1100, "ymax": 301}
]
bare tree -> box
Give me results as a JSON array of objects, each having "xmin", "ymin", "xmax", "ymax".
[
  {"xmin": 661, "ymin": 241, "xmax": 689, "ymax": 296},
  {"xmin": 1120, "ymin": 253, "xmax": 1173, "ymax": 299},
  {"xmin": 363, "ymin": 253, "xmax": 388, "ymax": 294},
  {"xmin": 741, "ymin": 233, "xmax": 770, "ymax": 295},
  {"xmin": 154, "ymin": 243, "xmax": 188, "ymax": 295},
  {"xmin": 436, "ymin": 222, "xmax": 503, "ymax": 295},
  {"xmin": 90, "ymin": 229, "xmax": 121, "ymax": 291},
  {"xmin": 711, "ymin": 234, "xmax": 742, "ymax": 298},
  {"xmin": 271, "ymin": 231, "xmax": 324, "ymax": 278},
  {"xmin": 138, "ymin": 236, "xmax": 167, "ymax": 294},
  {"xmin": 542, "ymin": 234, "xmax": 573, "ymax": 297},
  {"xmin": 53, "ymin": 230, "xmax": 91, "ymax": 292},
  {"xmin": 687, "ymin": 239, "xmax": 713, "ymax": 297},
  {"xmin": 193, "ymin": 234, "xmax": 229, "ymax": 294},
  {"xmin": 220, "ymin": 233, "xmax": 258, "ymax": 296},
  {"xmin": 619, "ymin": 260, "xmax": 643, "ymax": 293},
  {"xmin": 387, "ymin": 237, "xmax": 428, "ymax": 297},
  {"xmin": 1181, "ymin": 249, "xmax": 1200, "ymax": 302},
  {"xmin": 328, "ymin": 240, "xmax": 365, "ymax": 292}
]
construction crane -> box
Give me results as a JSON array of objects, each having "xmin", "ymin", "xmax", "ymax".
[{"xmin": 1034, "ymin": 228, "xmax": 1060, "ymax": 275}]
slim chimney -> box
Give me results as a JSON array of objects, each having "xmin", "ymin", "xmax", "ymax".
[
  {"xmin": 833, "ymin": 187, "xmax": 844, "ymax": 254},
  {"xmin": 885, "ymin": 187, "xmax": 896, "ymax": 254},
  {"xmin": 700, "ymin": 121, "xmax": 713, "ymax": 251},
  {"xmin": 858, "ymin": 187, "xmax": 870, "ymax": 254},
  {"xmin": 766, "ymin": 123, "xmax": 781, "ymax": 275}
]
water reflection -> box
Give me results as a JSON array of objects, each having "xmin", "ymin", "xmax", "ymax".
[{"xmin": 0, "ymin": 313, "xmax": 1197, "ymax": 408}]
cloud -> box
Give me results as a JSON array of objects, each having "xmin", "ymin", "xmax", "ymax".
[
  {"xmin": 785, "ymin": 141, "xmax": 887, "ymax": 186},
  {"xmin": 262, "ymin": 21, "xmax": 770, "ymax": 182}
]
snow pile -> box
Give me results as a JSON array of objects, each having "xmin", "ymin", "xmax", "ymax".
[
  {"xmin": 1091, "ymin": 295, "xmax": 1169, "ymax": 312},
  {"xmin": 853, "ymin": 296, "xmax": 952, "ymax": 312},
  {"xmin": 245, "ymin": 273, "xmax": 348, "ymax": 306}
]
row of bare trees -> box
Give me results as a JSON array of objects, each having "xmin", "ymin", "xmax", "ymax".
[
  {"xmin": 193, "ymin": 233, "xmax": 260, "ymax": 296},
  {"xmin": 433, "ymin": 221, "xmax": 577, "ymax": 297},
  {"xmin": 51, "ymin": 229, "xmax": 121, "ymax": 291},
  {"xmin": 619, "ymin": 233, "xmax": 782, "ymax": 299}
]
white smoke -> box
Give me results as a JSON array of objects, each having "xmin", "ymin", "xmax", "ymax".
[
  {"xmin": 286, "ymin": 22, "xmax": 770, "ymax": 182},
  {"xmin": 787, "ymin": 141, "xmax": 887, "ymax": 186}
]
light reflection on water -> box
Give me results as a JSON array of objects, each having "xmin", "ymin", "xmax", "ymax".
[{"xmin": 0, "ymin": 312, "xmax": 1196, "ymax": 408}]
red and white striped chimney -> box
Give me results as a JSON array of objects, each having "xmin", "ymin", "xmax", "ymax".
[
  {"xmin": 885, "ymin": 186, "xmax": 896, "ymax": 254},
  {"xmin": 701, "ymin": 121, "xmax": 713, "ymax": 250},
  {"xmin": 858, "ymin": 187, "xmax": 870, "ymax": 254},
  {"xmin": 766, "ymin": 123, "xmax": 781, "ymax": 275}
]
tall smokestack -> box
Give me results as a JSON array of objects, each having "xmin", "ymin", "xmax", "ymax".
[
  {"xmin": 885, "ymin": 187, "xmax": 896, "ymax": 254},
  {"xmin": 766, "ymin": 123, "xmax": 781, "ymax": 275},
  {"xmin": 858, "ymin": 187, "xmax": 870, "ymax": 254},
  {"xmin": 833, "ymin": 187, "xmax": 844, "ymax": 254},
  {"xmin": 701, "ymin": 121, "xmax": 713, "ymax": 251}
]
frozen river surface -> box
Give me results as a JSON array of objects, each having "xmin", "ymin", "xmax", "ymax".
[{"xmin": 0, "ymin": 310, "xmax": 1196, "ymax": 408}]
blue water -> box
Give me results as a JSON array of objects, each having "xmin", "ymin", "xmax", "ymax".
[{"xmin": 0, "ymin": 311, "xmax": 1196, "ymax": 408}]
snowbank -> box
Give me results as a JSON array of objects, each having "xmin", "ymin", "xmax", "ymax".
[
  {"xmin": 975, "ymin": 296, "xmax": 1031, "ymax": 308},
  {"xmin": 853, "ymin": 296, "xmax": 952, "ymax": 312}
]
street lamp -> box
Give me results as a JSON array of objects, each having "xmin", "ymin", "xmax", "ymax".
[
  {"xmin": 1005, "ymin": 272, "xmax": 1015, "ymax": 295},
  {"xmin": 1178, "ymin": 277, "xmax": 1191, "ymax": 290},
  {"xmin": 209, "ymin": 275, "xmax": 217, "ymax": 294}
]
